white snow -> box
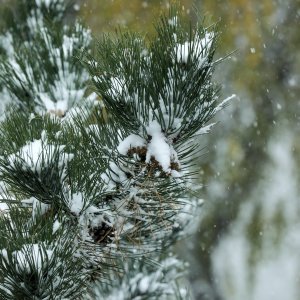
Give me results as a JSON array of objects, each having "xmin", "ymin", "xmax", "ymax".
[
  {"xmin": 139, "ymin": 276, "xmax": 151, "ymax": 293},
  {"xmin": 175, "ymin": 32, "xmax": 214, "ymax": 65},
  {"xmin": 27, "ymin": 9, "xmax": 44, "ymax": 33},
  {"xmin": 0, "ymin": 88, "xmax": 12, "ymax": 121},
  {"xmin": 21, "ymin": 24, "xmax": 89, "ymax": 115},
  {"xmin": 38, "ymin": 93, "xmax": 68, "ymax": 114},
  {"xmin": 117, "ymin": 134, "xmax": 146, "ymax": 155},
  {"xmin": 69, "ymin": 192, "xmax": 85, "ymax": 215},
  {"xmin": 0, "ymin": 202, "xmax": 9, "ymax": 212},
  {"xmin": 110, "ymin": 77, "xmax": 125, "ymax": 97},
  {"xmin": 8, "ymin": 138, "xmax": 73, "ymax": 173},
  {"xmin": 13, "ymin": 244, "xmax": 53, "ymax": 273},
  {"xmin": 194, "ymin": 123, "xmax": 216, "ymax": 136},
  {"xmin": 0, "ymin": 1, "xmax": 91, "ymax": 117},
  {"xmin": 0, "ymin": 249, "xmax": 8, "ymax": 261},
  {"xmin": 31, "ymin": 197, "xmax": 50, "ymax": 219},
  {"xmin": 146, "ymin": 120, "xmax": 174, "ymax": 172},
  {"xmin": 0, "ymin": 32, "xmax": 14, "ymax": 58},
  {"xmin": 52, "ymin": 219, "xmax": 61, "ymax": 233},
  {"xmin": 9, "ymin": 139, "xmax": 46, "ymax": 170},
  {"xmin": 154, "ymin": 95, "xmax": 183, "ymax": 138},
  {"xmin": 35, "ymin": 0, "xmax": 59, "ymax": 8},
  {"xmin": 214, "ymin": 94, "xmax": 236, "ymax": 114},
  {"xmin": 168, "ymin": 17, "xmax": 178, "ymax": 26},
  {"xmin": 101, "ymin": 162, "xmax": 129, "ymax": 188},
  {"xmin": 87, "ymin": 257, "xmax": 185, "ymax": 300}
]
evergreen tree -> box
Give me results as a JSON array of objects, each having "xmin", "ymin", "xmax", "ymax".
[{"xmin": 0, "ymin": 1, "xmax": 231, "ymax": 298}]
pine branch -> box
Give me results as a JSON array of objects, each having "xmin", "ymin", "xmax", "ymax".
[
  {"xmin": 0, "ymin": 0, "xmax": 91, "ymax": 116},
  {"xmin": 0, "ymin": 206, "xmax": 87, "ymax": 299},
  {"xmin": 0, "ymin": 2, "xmax": 232, "ymax": 299}
]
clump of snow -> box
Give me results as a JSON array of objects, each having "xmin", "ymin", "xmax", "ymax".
[
  {"xmin": 175, "ymin": 32, "xmax": 214, "ymax": 65},
  {"xmin": 8, "ymin": 137, "xmax": 73, "ymax": 173},
  {"xmin": 52, "ymin": 219, "xmax": 61, "ymax": 233},
  {"xmin": 168, "ymin": 16, "xmax": 178, "ymax": 26},
  {"xmin": 117, "ymin": 134, "xmax": 146, "ymax": 155},
  {"xmin": 12, "ymin": 244, "xmax": 53, "ymax": 273},
  {"xmin": 0, "ymin": 202, "xmax": 9, "ymax": 212},
  {"xmin": 139, "ymin": 276, "xmax": 151, "ymax": 293},
  {"xmin": 0, "ymin": 32, "xmax": 14, "ymax": 58},
  {"xmin": 101, "ymin": 118, "xmax": 181, "ymax": 194},
  {"xmin": 69, "ymin": 192, "xmax": 85, "ymax": 215},
  {"xmin": 146, "ymin": 120, "xmax": 179, "ymax": 173},
  {"xmin": 38, "ymin": 93, "xmax": 69, "ymax": 115}
]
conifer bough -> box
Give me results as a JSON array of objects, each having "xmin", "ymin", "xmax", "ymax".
[{"xmin": 0, "ymin": 1, "xmax": 232, "ymax": 299}]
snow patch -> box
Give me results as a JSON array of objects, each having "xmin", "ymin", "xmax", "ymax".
[
  {"xmin": 13, "ymin": 244, "xmax": 53, "ymax": 273},
  {"xmin": 8, "ymin": 138, "xmax": 73, "ymax": 173},
  {"xmin": 69, "ymin": 192, "xmax": 85, "ymax": 215},
  {"xmin": 117, "ymin": 134, "xmax": 146, "ymax": 155},
  {"xmin": 168, "ymin": 16, "xmax": 178, "ymax": 26},
  {"xmin": 175, "ymin": 32, "xmax": 214, "ymax": 65},
  {"xmin": 146, "ymin": 120, "xmax": 174, "ymax": 172}
]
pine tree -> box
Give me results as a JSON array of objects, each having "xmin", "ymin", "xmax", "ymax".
[{"xmin": 0, "ymin": 1, "xmax": 230, "ymax": 299}]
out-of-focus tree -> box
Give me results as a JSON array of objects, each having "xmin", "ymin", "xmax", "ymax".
[{"xmin": 192, "ymin": 1, "xmax": 300, "ymax": 299}]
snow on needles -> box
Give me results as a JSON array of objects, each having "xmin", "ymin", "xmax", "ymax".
[
  {"xmin": 8, "ymin": 137, "xmax": 73, "ymax": 173},
  {"xmin": 1, "ymin": 14, "xmax": 91, "ymax": 117},
  {"xmin": 69, "ymin": 192, "xmax": 85, "ymax": 215},
  {"xmin": 175, "ymin": 32, "xmax": 214, "ymax": 66},
  {"xmin": 117, "ymin": 120, "xmax": 179, "ymax": 177},
  {"xmin": 194, "ymin": 122, "xmax": 216, "ymax": 136},
  {"xmin": 12, "ymin": 244, "xmax": 53, "ymax": 273},
  {"xmin": 146, "ymin": 120, "xmax": 178, "ymax": 174},
  {"xmin": 115, "ymin": 120, "xmax": 180, "ymax": 176},
  {"xmin": 214, "ymin": 94, "xmax": 236, "ymax": 114},
  {"xmin": 35, "ymin": 0, "xmax": 63, "ymax": 9},
  {"xmin": 117, "ymin": 134, "xmax": 146, "ymax": 155}
]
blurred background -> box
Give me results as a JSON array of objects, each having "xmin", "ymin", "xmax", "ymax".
[
  {"xmin": 79, "ymin": 1, "xmax": 300, "ymax": 299},
  {"xmin": 1, "ymin": 0, "xmax": 300, "ymax": 299}
]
